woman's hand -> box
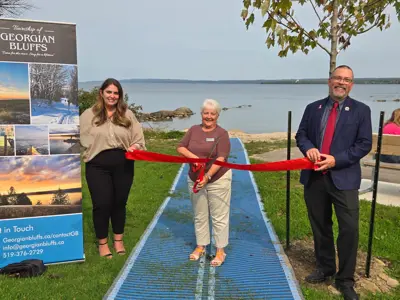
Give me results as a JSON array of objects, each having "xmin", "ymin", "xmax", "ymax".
[
  {"xmin": 127, "ymin": 144, "xmax": 140, "ymax": 152},
  {"xmin": 196, "ymin": 174, "xmax": 210, "ymax": 189}
]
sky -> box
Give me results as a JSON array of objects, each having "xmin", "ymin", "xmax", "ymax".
[
  {"xmin": 49, "ymin": 125, "xmax": 79, "ymax": 135},
  {"xmin": 0, "ymin": 155, "xmax": 81, "ymax": 204},
  {"xmin": 0, "ymin": 62, "xmax": 29, "ymax": 100},
  {"xmin": 15, "ymin": 125, "xmax": 47, "ymax": 140},
  {"xmin": 17, "ymin": 0, "xmax": 400, "ymax": 81}
]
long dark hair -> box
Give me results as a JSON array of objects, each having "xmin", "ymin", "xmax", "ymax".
[
  {"xmin": 92, "ymin": 78, "xmax": 131, "ymax": 128},
  {"xmin": 384, "ymin": 108, "xmax": 400, "ymax": 127}
]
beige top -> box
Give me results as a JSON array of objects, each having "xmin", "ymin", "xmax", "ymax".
[{"xmin": 80, "ymin": 107, "xmax": 146, "ymax": 163}]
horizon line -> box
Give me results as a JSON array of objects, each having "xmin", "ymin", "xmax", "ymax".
[{"xmin": 79, "ymin": 76, "xmax": 400, "ymax": 83}]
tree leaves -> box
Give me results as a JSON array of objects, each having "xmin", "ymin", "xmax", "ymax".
[
  {"xmin": 241, "ymin": 9, "xmax": 248, "ymax": 20},
  {"xmin": 243, "ymin": 0, "xmax": 251, "ymax": 9},
  {"xmin": 261, "ymin": 0, "xmax": 271, "ymax": 17},
  {"xmin": 240, "ymin": 0, "xmax": 399, "ymax": 70},
  {"xmin": 396, "ymin": 2, "xmax": 400, "ymax": 21},
  {"xmin": 245, "ymin": 13, "xmax": 255, "ymax": 29}
]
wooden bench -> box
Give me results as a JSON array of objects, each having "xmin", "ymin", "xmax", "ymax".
[{"xmin": 359, "ymin": 133, "xmax": 400, "ymax": 194}]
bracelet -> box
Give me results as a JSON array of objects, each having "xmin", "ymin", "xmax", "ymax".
[{"xmin": 205, "ymin": 173, "xmax": 212, "ymax": 181}]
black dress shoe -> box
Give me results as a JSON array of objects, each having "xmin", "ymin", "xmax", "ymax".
[
  {"xmin": 305, "ymin": 269, "xmax": 335, "ymax": 283},
  {"xmin": 333, "ymin": 282, "xmax": 359, "ymax": 300}
]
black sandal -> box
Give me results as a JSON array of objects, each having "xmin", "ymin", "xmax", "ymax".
[
  {"xmin": 98, "ymin": 240, "xmax": 113, "ymax": 258},
  {"xmin": 113, "ymin": 239, "xmax": 126, "ymax": 255}
]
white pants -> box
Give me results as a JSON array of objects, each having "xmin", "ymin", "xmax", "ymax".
[{"xmin": 187, "ymin": 169, "xmax": 232, "ymax": 248}]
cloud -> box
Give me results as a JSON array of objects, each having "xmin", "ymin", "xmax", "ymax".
[{"xmin": 0, "ymin": 155, "xmax": 81, "ymax": 183}]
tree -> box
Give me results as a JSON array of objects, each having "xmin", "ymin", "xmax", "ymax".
[
  {"xmin": 30, "ymin": 64, "xmax": 69, "ymax": 105},
  {"xmin": 7, "ymin": 186, "xmax": 17, "ymax": 205},
  {"xmin": 78, "ymin": 87, "xmax": 99, "ymax": 115},
  {"xmin": 15, "ymin": 193, "xmax": 32, "ymax": 205},
  {"xmin": 0, "ymin": 0, "xmax": 33, "ymax": 17},
  {"xmin": 0, "ymin": 194, "xmax": 8, "ymax": 206},
  {"xmin": 50, "ymin": 188, "xmax": 71, "ymax": 205},
  {"xmin": 241, "ymin": 0, "xmax": 400, "ymax": 74},
  {"xmin": 67, "ymin": 67, "xmax": 78, "ymax": 106}
]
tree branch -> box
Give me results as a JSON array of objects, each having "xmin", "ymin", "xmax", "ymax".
[
  {"xmin": 310, "ymin": 0, "xmax": 331, "ymax": 38},
  {"xmin": 363, "ymin": 0, "xmax": 387, "ymax": 9},
  {"xmin": 283, "ymin": 11, "xmax": 331, "ymax": 55},
  {"xmin": 337, "ymin": 0, "xmax": 386, "ymax": 35},
  {"xmin": 0, "ymin": 0, "xmax": 34, "ymax": 17},
  {"xmin": 310, "ymin": 0, "xmax": 322, "ymax": 23},
  {"xmin": 338, "ymin": 3, "xmax": 389, "ymax": 53}
]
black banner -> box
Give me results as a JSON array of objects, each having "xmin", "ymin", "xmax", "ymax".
[{"xmin": 0, "ymin": 19, "xmax": 77, "ymax": 64}]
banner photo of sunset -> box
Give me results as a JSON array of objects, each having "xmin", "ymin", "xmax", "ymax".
[
  {"xmin": 0, "ymin": 155, "xmax": 82, "ymax": 219},
  {"xmin": 0, "ymin": 62, "xmax": 31, "ymax": 124}
]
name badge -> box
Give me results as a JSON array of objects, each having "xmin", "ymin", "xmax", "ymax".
[{"xmin": 206, "ymin": 138, "xmax": 215, "ymax": 142}]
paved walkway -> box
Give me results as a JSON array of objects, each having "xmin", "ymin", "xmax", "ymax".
[
  {"xmin": 104, "ymin": 138, "xmax": 303, "ymax": 300},
  {"xmin": 252, "ymin": 147, "xmax": 400, "ymax": 207}
]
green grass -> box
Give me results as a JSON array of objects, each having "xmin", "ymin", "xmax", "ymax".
[
  {"xmin": 244, "ymin": 139, "xmax": 296, "ymax": 155},
  {"xmin": 143, "ymin": 128, "xmax": 185, "ymax": 140},
  {"xmin": 0, "ymin": 135, "xmax": 398, "ymax": 300}
]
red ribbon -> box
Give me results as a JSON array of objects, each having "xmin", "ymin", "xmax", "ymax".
[
  {"xmin": 191, "ymin": 163, "xmax": 206, "ymax": 193},
  {"xmin": 125, "ymin": 150, "xmax": 316, "ymax": 193}
]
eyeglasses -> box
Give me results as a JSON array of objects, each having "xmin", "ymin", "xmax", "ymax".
[{"xmin": 330, "ymin": 76, "xmax": 353, "ymax": 84}]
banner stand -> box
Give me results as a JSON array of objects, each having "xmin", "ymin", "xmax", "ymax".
[{"xmin": 0, "ymin": 18, "xmax": 84, "ymax": 268}]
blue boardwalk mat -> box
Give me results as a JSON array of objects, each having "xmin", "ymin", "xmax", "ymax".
[{"xmin": 104, "ymin": 138, "xmax": 303, "ymax": 300}]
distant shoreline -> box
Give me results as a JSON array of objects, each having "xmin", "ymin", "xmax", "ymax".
[{"xmin": 79, "ymin": 78, "xmax": 400, "ymax": 85}]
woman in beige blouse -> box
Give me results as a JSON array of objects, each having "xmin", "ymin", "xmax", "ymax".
[{"xmin": 80, "ymin": 78, "xmax": 145, "ymax": 258}]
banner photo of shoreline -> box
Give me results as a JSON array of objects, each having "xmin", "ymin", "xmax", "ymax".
[{"xmin": 0, "ymin": 18, "xmax": 84, "ymax": 267}]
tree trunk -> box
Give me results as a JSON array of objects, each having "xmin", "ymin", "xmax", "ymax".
[{"xmin": 329, "ymin": 0, "xmax": 339, "ymax": 76}]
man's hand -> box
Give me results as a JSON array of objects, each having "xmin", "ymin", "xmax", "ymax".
[
  {"xmin": 314, "ymin": 154, "xmax": 336, "ymax": 171},
  {"xmin": 306, "ymin": 148, "xmax": 321, "ymax": 163},
  {"xmin": 127, "ymin": 144, "xmax": 140, "ymax": 152}
]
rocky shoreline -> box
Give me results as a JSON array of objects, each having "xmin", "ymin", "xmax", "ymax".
[
  {"xmin": 136, "ymin": 104, "xmax": 253, "ymax": 122},
  {"xmin": 137, "ymin": 107, "xmax": 194, "ymax": 122}
]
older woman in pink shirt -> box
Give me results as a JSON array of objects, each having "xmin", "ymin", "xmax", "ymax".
[{"xmin": 381, "ymin": 108, "xmax": 400, "ymax": 163}]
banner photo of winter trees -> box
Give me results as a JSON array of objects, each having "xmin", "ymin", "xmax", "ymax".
[{"xmin": 0, "ymin": 18, "xmax": 84, "ymax": 268}]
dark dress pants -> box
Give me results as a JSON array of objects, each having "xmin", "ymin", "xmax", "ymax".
[
  {"xmin": 85, "ymin": 149, "xmax": 134, "ymax": 239},
  {"xmin": 304, "ymin": 171, "xmax": 359, "ymax": 287}
]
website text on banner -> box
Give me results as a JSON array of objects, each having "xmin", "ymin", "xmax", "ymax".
[{"xmin": 0, "ymin": 18, "xmax": 84, "ymax": 268}]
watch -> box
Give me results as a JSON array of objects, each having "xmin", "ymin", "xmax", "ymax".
[{"xmin": 206, "ymin": 173, "xmax": 212, "ymax": 181}]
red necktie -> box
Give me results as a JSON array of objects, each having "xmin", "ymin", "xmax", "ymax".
[{"xmin": 321, "ymin": 101, "xmax": 339, "ymax": 154}]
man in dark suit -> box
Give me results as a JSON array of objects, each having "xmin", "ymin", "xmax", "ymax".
[{"xmin": 295, "ymin": 65, "xmax": 372, "ymax": 300}]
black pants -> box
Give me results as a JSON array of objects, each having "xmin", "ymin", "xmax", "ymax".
[
  {"xmin": 85, "ymin": 149, "xmax": 134, "ymax": 239},
  {"xmin": 304, "ymin": 172, "xmax": 359, "ymax": 287}
]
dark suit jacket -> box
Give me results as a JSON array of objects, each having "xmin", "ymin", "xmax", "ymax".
[{"xmin": 295, "ymin": 96, "xmax": 372, "ymax": 190}]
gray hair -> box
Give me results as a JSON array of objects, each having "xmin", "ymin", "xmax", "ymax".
[
  {"xmin": 201, "ymin": 98, "xmax": 221, "ymax": 115},
  {"xmin": 331, "ymin": 65, "xmax": 354, "ymax": 78}
]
